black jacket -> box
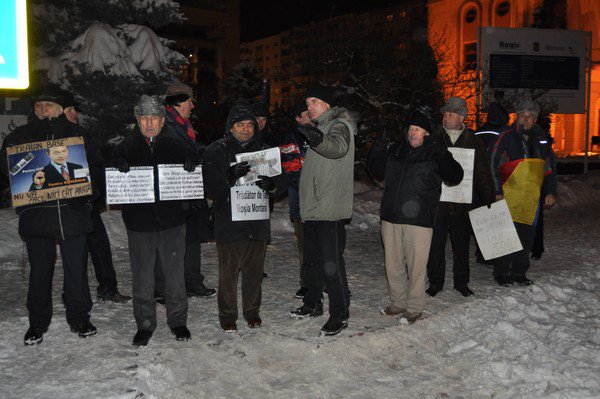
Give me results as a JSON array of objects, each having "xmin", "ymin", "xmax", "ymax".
[
  {"xmin": 380, "ymin": 135, "xmax": 464, "ymax": 228},
  {"xmin": 0, "ymin": 115, "xmax": 102, "ymax": 240},
  {"xmin": 115, "ymin": 125, "xmax": 193, "ymax": 232},
  {"xmin": 203, "ymin": 132, "xmax": 288, "ymax": 244}
]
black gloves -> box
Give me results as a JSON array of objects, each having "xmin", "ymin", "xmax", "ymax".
[
  {"xmin": 427, "ymin": 137, "xmax": 449, "ymax": 161},
  {"xmin": 227, "ymin": 161, "xmax": 251, "ymax": 185},
  {"xmin": 115, "ymin": 158, "xmax": 130, "ymax": 173},
  {"xmin": 297, "ymin": 125, "xmax": 324, "ymax": 147},
  {"xmin": 256, "ymin": 175, "xmax": 275, "ymax": 192},
  {"xmin": 183, "ymin": 155, "xmax": 197, "ymax": 172}
]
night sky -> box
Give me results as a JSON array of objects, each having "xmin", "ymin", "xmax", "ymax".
[{"xmin": 241, "ymin": 0, "xmax": 410, "ymax": 42}]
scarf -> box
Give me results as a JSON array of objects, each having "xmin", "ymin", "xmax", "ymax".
[{"xmin": 166, "ymin": 105, "xmax": 195, "ymax": 142}]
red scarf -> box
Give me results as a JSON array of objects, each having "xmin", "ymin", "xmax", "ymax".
[{"xmin": 166, "ymin": 106, "xmax": 196, "ymax": 142}]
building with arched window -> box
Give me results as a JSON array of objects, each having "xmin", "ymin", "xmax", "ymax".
[{"xmin": 428, "ymin": 0, "xmax": 600, "ymax": 157}]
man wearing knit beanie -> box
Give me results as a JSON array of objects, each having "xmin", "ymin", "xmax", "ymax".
[{"xmin": 425, "ymin": 96, "xmax": 495, "ymax": 299}]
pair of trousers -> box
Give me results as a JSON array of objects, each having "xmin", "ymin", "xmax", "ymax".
[
  {"xmin": 381, "ymin": 221, "xmax": 433, "ymax": 314},
  {"xmin": 531, "ymin": 207, "xmax": 544, "ymax": 258},
  {"xmin": 494, "ymin": 222, "xmax": 536, "ymax": 278},
  {"xmin": 292, "ymin": 219, "xmax": 306, "ymax": 287},
  {"xmin": 88, "ymin": 207, "xmax": 118, "ymax": 297},
  {"xmin": 128, "ymin": 224, "xmax": 187, "ymax": 331},
  {"xmin": 217, "ymin": 240, "xmax": 266, "ymax": 323},
  {"xmin": 155, "ymin": 212, "xmax": 205, "ymax": 293},
  {"xmin": 427, "ymin": 213, "xmax": 471, "ymax": 288},
  {"xmin": 26, "ymin": 234, "xmax": 92, "ymax": 329},
  {"xmin": 303, "ymin": 220, "xmax": 350, "ymax": 321}
]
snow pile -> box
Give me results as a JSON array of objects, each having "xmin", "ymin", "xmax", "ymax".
[{"xmin": 0, "ymin": 173, "xmax": 598, "ymax": 398}]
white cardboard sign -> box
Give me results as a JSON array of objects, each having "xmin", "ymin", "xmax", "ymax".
[
  {"xmin": 158, "ymin": 164, "xmax": 204, "ymax": 201},
  {"xmin": 441, "ymin": 147, "xmax": 474, "ymax": 204},
  {"xmin": 230, "ymin": 182, "xmax": 269, "ymax": 221},
  {"xmin": 469, "ymin": 199, "xmax": 523, "ymax": 260},
  {"xmin": 105, "ymin": 166, "xmax": 154, "ymax": 204}
]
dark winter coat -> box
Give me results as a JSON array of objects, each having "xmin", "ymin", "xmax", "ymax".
[
  {"xmin": 115, "ymin": 125, "xmax": 193, "ymax": 232},
  {"xmin": 0, "ymin": 115, "xmax": 102, "ymax": 240},
  {"xmin": 490, "ymin": 124, "xmax": 557, "ymax": 197},
  {"xmin": 475, "ymin": 102, "xmax": 510, "ymax": 152},
  {"xmin": 435, "ymin": 126, "xmax": 495, "ymax": 216},
  {"xmin": 202, "ymin": 132, "xmax": 288, "ymax": 244},
  {"xmin": 380, "ymin": 135, "xmax": 464, "ymax": 228}
]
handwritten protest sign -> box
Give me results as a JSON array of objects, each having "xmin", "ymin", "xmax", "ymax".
[
  {"xmin": 235, "ymin": 147, "xmax": 281, "ymax": 184},
  {"xmin": 230, "ymin": 181, "xmax": 269, "ymax": 221},
  {"xmin": 105, "ymin": 167, "xmax": 154, "ymax": 204},
  {"xmin": 6, "ymin": 136, "xmax": 92, "ymax": 207},
  {"xmin": 157, "ymin": 164, "xmax": 204, "ymax": 200},
  {"xmin": 440, "ymin": 147, "xmax": 474, "ymax": 204},
  {"xmin": 469, "ymin": 199, "xmax": 523, "ymax": 260}
]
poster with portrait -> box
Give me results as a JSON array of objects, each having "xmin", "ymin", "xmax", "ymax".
[{"xmin": 6, "ymin": 136, "xmax": 92, "ymax": 207}]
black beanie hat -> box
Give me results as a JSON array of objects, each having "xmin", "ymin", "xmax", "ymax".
[
  {"xmin": 304, "ymin": 85, "xmax": 334, "ymax": 106},
  {"xmin": 31, "ymin": 84, "xmax": 68, "ymax": 108},
  {"xmin": 407, "ymin": 110, "xmax": 433, "ymax": 134},
  {"xmin": 226, "ymin": 104, "xmax": 257, "ymax": 133}
]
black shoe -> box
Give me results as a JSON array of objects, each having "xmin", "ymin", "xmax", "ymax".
[
  {"xmin": 426, "ymin": 285, "xmax": 443, "ymax": 297},
  {"xmin": 132, "ymin": 330, "xmax": 153, "ymax": 346},
  {"xmin": 295, "ymin": 287, "xmax": 308, "ymax": 299},
  {"xmin": 495, "ymin": 276, "xmax": 513, "ymax": 287},
  {"xmin": 320, "ymin": 318, "xmax": 348, "ymax": 336},
  {"xmin": 511, "ymin": 275, "xmax": 534, "ymax": 286},
  {"xmin": 154, "ymin": 290, "xmax": 166, "ymax": 305},
  {"xmin": 187, "ymin": 283, "xmax": 216, "ymax": 298},
  {"xmin": 98, "ymin": 292, "xmax": 132, "ymax": 303},
  {"xmin": 171, "ymin": 326, "xmax": 191, "ymax": 341},
  {"xmin": 531, "ymin": 254, "xmax": 542, "ymax": 261},
  {"xmin": 24, "ymin": 327, "xmax": 47, "ymax": 346},
  {"xmin": 70, "ymin": 321, "xmax": 97, "ymax": 338},
  {"xmin": 289, "ymin": 303, "xmax": 324, "ymax": 319},
  {"xmin": 454, "ymin": 285, "xmax": 475, "ymax": 297}
]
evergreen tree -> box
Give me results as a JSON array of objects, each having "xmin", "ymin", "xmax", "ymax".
[{"xmin": 29, "ymin": 0, "xmax": 186, "ymax": 142}]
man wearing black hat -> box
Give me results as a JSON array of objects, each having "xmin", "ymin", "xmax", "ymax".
[
  {"xmin": 379, "ymin": 109, "xmax": 463, "ymax": 323},
  {"xmin": 0, "ymin": 85, "xmax": 103, "ymax": 345},
  {"xmin": 203, "ymin": 104, "xmax": 288, "ymax": 332},
  {"xmin": 154, "ymin": 82, "xmax": 216, "ymax": 300},
  {"xmin": 288, "ymin": 85, "xmax": 356, "ymax": 336}
]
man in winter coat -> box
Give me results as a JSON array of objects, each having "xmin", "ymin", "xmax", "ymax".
[
  {"xmin": 474, "ymin": 101, "xmax": 510, "ymax": 152},
  {"xmin": 426, "ymin": 97, "xmax": 495, "ymax": 298},
  {"xmin": 153, "ymin": 82, "xmax": 216, "ymax": 301},
  {"xmin": 380, "ymin": 109, "xmax": 463, "ymax": 323},
  {"xmin": 202, "ymin": 105, "xmax": 288, "ymax": 332},
  {"xmin": 490, "ymin": 100, "xmax": 557, "ymax": 286},
  {"xmin": 0, "ymin": 86, "xmax": 102, "ymax": 345},
  {"xmin": 288, "ymin": 85, "xmax": 356, "ymax": 336},
  {"xmin": 113, "ymin": 95, "xmax": 196, "ymax": 346}
]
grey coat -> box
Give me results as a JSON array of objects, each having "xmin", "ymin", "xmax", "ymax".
[{"xmin": 299, "ymin": 106, "xmax": 356, "ymax": 221}]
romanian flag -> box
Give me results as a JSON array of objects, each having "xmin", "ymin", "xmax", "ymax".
[{"xmin": 501, "ymin": 158, "xmax": 545, "ymax": 225}]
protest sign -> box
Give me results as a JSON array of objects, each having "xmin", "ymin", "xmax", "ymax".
[
  {"xmin": 440, "ymin": 147, "xmax": 474, "ymax": 204},
  {"xmin": 105, "ymin": 166, "xmax": 154, "ymax": 204},
  {"xmin": 230, "ymin": 181, "xmax": 269, "ymax": 221},
  {"xmin": 158, "ymin": 164, "xmax": 204, "ymax": 201},
  {"xmin": 469, "ymin": 199, "xmax": 523, "ymax": 260},
  {"xmin": 6, "ymin": 136, "xmax": 92, "ymax": 207},
  {"xmin": 235, "ymin": 147, "xmax": 281, "ymax": 184}
]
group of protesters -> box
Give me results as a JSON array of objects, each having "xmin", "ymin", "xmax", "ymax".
[{"xmin": 0, "ymin": 81, "xmax": 556, "ymax": 346}]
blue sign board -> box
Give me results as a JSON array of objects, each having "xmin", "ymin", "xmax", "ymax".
[{"xmin": 0, "ymin": 0, "xmax": 29, "ymax": 89}]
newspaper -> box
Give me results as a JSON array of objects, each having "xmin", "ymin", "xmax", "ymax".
[{"xmin": 234, "ymin": 147, "xmax": 282, "ymax": 184}]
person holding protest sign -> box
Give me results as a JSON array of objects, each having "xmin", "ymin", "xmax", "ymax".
[
  {"xmin": 426, "ymin": 97, "xmax": 495, "ymax": 298},
  {"xmin": 202, "ymin": 104, "xmax": 288, "ymax": 333},
  {"xmin": 0, "ymin": 85, "xmax": 103, "ymax": 345},
  {"xmin": 112, "ymin": 95, "xmax": 197, "ymax": 346},
  {"xmin": 379, "ymin": 108, "xmax": 463, "ymax": 323},
  {"xmin": 152, "ymin": 82, "xmax": 216, "ymax": 303},
  {"xmin": 490, "ymin": 100, "xmax": 557, "ymax": 287}
]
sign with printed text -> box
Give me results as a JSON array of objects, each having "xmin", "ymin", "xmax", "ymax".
[
  {"xmin": 469, "ymin": 200, "xmax": 523, "ymax": 260},
  {"xmin": 105, "ymin": 166, "xmax": 154, "ymax": 204},
  {"xmin": 440, "ymin": 147, "xmax": 474, "ymax": 204},
  {"xmin": 230, "ymin": 181, "xmax": 269, "ymax": 221},
  {"xmin": 158, "ymin": 164, "xmax": 204, "ymax": 201},
  {"xmin": 6, "ymin": 136, "xmax": 92, "ymax": 207}
]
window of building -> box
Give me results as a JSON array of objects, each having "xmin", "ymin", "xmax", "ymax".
[
  {"xmin": 463, "ymin": 42, "xmax": 477, "ymax": 71},
  {"xmin": 493, "ymin": 0, "xmax": 511, "ymax": 27},
  {"xmin": 465, "ymin": 7, "xmax": 478, "ymax": 23},
  {"xmin": 460, "ymin": 3, "xmax": 480, "ymax": 70},
  {"xmin": 496, "ymin": 1, "xmax": 510, "ymax": 16}
]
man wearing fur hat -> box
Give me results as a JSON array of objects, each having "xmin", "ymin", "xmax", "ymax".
[
  {"xmin": 113, "ymin": 95, "xmax": 198, "ymax": 346},
  {"xmin": 0, "ymin": 85, "xmax": 103, "ymax": 345},
  {"xmin": 426, "ymin": 97, "xmax": 495, "ymax": 298},
  {"xmin": 153, "ymin": 82, "xmax": 216, "ymax": 301},
  {"xmin": 202, "ymin": 104, "xmax": 288, "ymax": 332},
  {"xmin": 379, "ymin": 108, "xmax": 463, "ymax": 323},
  {"xmin": 288, "ymin": 85, "xmax": 356, "ymax": 336},
  {"xmin": 490, "ymin": 100, "xmax": 557, "ymax": 287}
]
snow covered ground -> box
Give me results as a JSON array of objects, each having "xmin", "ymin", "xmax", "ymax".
[{"xmin": 0, "ymin": 173, "xmax": 599, "ymax": 399}]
